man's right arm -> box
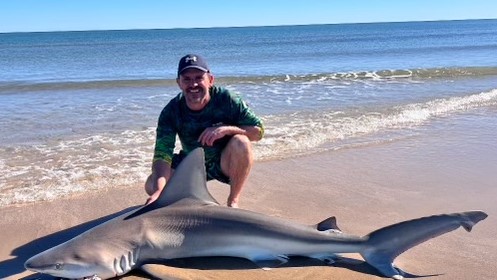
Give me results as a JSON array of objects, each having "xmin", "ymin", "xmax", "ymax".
[
  {"xmin": 146, "ymin": 101, "xmax": 177, "ymax": 204},
  {"xmin": 145, "ymin": 159, "xmax": 172, "ymax": 204}
]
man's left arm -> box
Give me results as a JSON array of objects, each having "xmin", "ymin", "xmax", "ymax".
[
  {"xmin": 198, "ymin": 88, "xmax": 264, "ymax": 146},
  {"xmin": 198, "ymin": 125, "xmax": 262, "ymax": 147},
  {"xmin": 239, "ymin": 125, "xmax": 263, "ymax": 141}
]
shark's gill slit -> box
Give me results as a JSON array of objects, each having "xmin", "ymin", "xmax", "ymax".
[{"xmin": 113, "ymin": 257, "xmax": 123, "ymax": 275}]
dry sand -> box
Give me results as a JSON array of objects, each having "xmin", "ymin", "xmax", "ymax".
[{"xmin": 1, "ymin": 135, "xmax": 496, "ymax": 280}]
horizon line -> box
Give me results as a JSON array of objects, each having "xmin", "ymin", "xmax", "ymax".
[{"xmin": 1, "ymin": 17, "xmax": 495, "ymax": 35}]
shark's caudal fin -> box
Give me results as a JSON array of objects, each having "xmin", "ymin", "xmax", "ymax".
[
  {"xmin": 127, "ymin": 148, "xmax": 219, "ymax": 219},
  {"xmin": 360, "ymin": 211, "xmax": 488, "ymax": 279}
]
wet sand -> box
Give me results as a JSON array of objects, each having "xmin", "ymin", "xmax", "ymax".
[{"xmin": 1, "ymin": 119, "xmax": 496, "ymax": 280}]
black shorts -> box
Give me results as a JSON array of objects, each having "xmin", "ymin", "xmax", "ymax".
[{"xmin": 171, "ymin": 150, "xmax": 230, "ymax": 184}]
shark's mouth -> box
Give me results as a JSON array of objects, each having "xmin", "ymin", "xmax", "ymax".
[{"xmin": 78, "ymin": 275, "xmax": 102, "ymax": 280}]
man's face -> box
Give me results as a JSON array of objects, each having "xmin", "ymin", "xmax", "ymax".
[{"xmin": 177, "ymin": 68, "xmax": 214, "ymax": 111}]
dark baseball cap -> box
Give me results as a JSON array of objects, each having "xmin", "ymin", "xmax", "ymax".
[{"xmin": 177, "ymin": 54, "xmax": 210, "ymax": 76}]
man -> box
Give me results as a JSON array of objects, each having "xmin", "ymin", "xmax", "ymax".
[{"xmin": 145, "ymin": 54, "xmax": 264, "ymax": 208}]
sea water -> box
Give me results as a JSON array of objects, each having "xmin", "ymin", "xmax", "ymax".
[{"xmin": 1, "ymin": 19, "xmax": 496, "ymax": 206}]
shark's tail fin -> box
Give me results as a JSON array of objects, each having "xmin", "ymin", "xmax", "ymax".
[{"xmin": 360, "ymin": 211, "xmax": 487, "ymax": 279}]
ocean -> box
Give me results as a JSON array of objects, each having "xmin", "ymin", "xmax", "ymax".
[{"xmin": 1, "ymin": 19, "xmax": 496, "ymax": 207}]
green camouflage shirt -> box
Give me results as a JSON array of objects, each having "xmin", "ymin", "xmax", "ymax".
[{"xmin": 153, "ymin": 86, "xmax": 264, "ymax": 164}]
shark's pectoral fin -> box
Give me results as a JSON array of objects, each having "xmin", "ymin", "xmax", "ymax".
[{"xmin": 249, "ymin": 254, "xmax": 289, "ymax": 270}]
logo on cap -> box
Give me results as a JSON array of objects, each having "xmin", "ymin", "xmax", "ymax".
[{"xmin": 185, "ymin": 56, "xmax": 197, "ymax": 63}]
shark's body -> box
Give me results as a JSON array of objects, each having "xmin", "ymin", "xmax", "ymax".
[{"xmin": 25, "ymin": 148, "xmax": 487, "ymax": 279}]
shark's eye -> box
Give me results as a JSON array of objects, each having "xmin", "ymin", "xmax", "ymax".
[{"xmin": 55, "ymin": 263, "xmax": 63, "ymax": 270}]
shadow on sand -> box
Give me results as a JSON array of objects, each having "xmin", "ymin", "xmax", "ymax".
[{"xmin": 139, "ymin": 256, "xmax": 438, "ymax": 279}]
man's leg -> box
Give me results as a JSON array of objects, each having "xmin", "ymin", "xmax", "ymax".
[{"xmin": 221, "ymin": 134, "xmax": 254, "ymax": 208}]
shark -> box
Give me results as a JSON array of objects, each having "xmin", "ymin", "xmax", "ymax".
[{"xmin": 24, "ymin": 148, "xmax": 487, "ymax": 280}]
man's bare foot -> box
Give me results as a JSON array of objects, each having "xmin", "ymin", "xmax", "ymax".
[
  {"xmin": 228, "ymin": 202, "xmax": 239, "ymax": 208},
  {"xmin": 227, "ymin": 198, "xmax": 239, "ymax": 208},
  {"xmin": 228, "ymin": 202, "xmax": 238, "ymax": 208}
]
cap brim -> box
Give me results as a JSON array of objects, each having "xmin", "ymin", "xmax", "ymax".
[{"xmin": 179, "ymin": 66, "xmax": 209, "ymax": 75}]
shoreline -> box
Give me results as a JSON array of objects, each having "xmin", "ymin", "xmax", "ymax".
[{"xmin": 2, "ymin": 128, "xmax": 496, "ymax": 279}]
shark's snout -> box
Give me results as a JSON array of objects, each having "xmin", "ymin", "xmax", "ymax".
[
  {"xmin": 24, "ymin": 254, "xmax": 45, "ymax": 272},
  {"xmin": 24, "ymin": 251, "xmax": 110, "ymax": 279}
]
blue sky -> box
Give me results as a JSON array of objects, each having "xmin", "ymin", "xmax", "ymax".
[{"xmin": 1, "ymin": 0, "xmax": 496, "ymax": 33}]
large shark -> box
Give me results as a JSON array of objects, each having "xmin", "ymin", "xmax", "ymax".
[{"xmin": 25, "ymin": 148, "xmax": 487, "ymax": 280}]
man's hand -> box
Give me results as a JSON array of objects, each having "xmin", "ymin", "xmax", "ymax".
[
  {"xmin": 145, "ymin": 190, "xmax": 161, "ymax": 205},
  {"xmin": 145, "ymin": 176, "xmax": 166, "ymax": 205},
  {"xmin": 198, "ymin": 126, "xmax": 230, "ymax": 146}
]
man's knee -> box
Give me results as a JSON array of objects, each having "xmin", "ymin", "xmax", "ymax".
[
  {"xmin": 221, "ymin": 135, "xmax": 253, "ymax": 175},
  {"xmin": 227, "ymin": 134, "xmax": 252, "ymax": 154}
]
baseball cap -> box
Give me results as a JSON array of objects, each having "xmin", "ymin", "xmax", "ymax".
[{"xmin": 177, "ymin": 54, "xmax": 210, "ymax": 76}]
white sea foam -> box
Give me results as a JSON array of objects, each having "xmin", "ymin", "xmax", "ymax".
[
  {"xmin": 1, "ymin": 90, "xmax": 496, "ymax": 207},
  {"xmin": 0, "ymin": 128, "xmax": 156, "ymax": 207},
  {"xmin": 255, "ymin": 89, "xmax": 497, "ymax": 160}
]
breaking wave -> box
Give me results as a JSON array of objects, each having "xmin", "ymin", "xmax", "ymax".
[{"xmin": 2, "ymin": 66, "xmax": 497, "ymax": 94}]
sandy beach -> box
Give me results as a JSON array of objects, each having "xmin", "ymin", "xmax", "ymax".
[
  {"xmin": 1, "ymin": 18, "xmax": 497, "ymax": 280},
  {"xmin": 1, "ymin": 117, "xmax": 496, "ymax": 280}
]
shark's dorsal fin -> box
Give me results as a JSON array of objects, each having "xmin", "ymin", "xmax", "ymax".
[
  {"xmin": 156, "ymin": 147, "xmax": 220, "ymax": 206},
  {"xmin": 125, "ymin": 148, "xmax": 219, "ymax": 219}
]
